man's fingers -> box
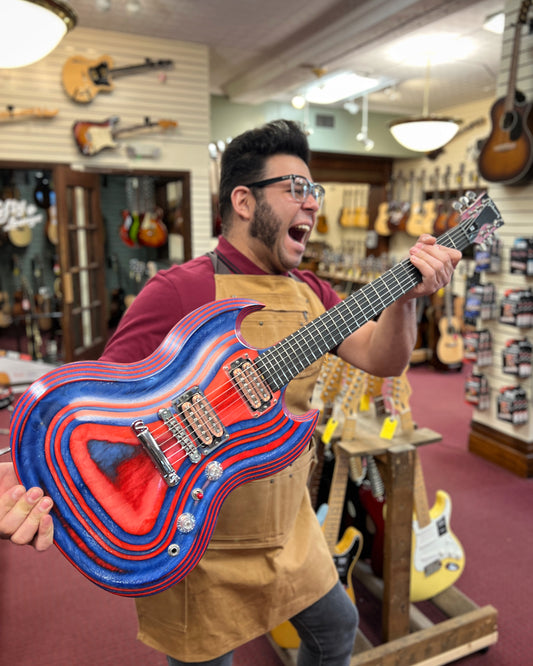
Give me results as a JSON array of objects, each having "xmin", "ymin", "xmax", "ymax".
[{"xmin": 0, "ymin": 485, "xmax": 54, "ymax": 547}]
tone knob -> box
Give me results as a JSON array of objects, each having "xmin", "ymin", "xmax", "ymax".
[
  {"xmin": 205, "ymin": 461, "xmax": 223, "ymax": 481},
  {"xmin": 176, "ymin": 512, "xmax": 196, "ymax": 533}
]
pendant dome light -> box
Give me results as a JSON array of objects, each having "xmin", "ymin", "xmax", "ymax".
[{"xmin": 0, "ymin": 0, "xmax": 77, "ymax": 69}]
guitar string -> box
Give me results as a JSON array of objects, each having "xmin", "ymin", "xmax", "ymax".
[{"xmin": 137, "ymin": 203, "xmax": 498, "ymax": 471}]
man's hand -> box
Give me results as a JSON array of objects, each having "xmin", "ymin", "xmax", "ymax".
[
  {"xmin": 0, "ymin": 462, "xmax": 54, "ymax": 551},
  {"xmin": 402, "ymin": 234, "xmax": 462, "ymax": 301}
]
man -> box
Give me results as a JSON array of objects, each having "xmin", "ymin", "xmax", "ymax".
[{"xmin": 0, "ymin": 119, "xmax": 461, "ymax": 665}]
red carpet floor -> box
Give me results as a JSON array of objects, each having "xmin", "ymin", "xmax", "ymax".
[{"xmin": 0, "ymin": 362, "xmax": 531, "ymax": 665}]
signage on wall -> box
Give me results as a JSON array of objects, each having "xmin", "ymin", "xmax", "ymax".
[{"xmin": 0, "ymin": 198, "xmax": 42, "ymax": 231}]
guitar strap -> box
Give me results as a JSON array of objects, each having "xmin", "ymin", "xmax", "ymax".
[{"xmin": 206, "ymin": 248, "xmax": 302, "ymax": 281}]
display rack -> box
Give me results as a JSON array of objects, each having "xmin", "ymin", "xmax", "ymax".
[{"xmin": 269, "ymin": 419, "xmax": 498, "ymax": 666}]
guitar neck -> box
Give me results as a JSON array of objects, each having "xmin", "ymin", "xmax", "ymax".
[
  {"xmin": 257, "ymin": 220, "xmax": 477, "ymax": 392},
  {"xmin": 110, "ymin": 61, "xmax": 172, "ymax": 78},
  {"xmin": 505, "ymin": 0, "xmax": 531, "ymax": 110},
  {"xmin": 413, "ymin": 452, "xmax": 431, "ymax": 528},
  {"xmin": 322, "ymin": 444, "xmax": 350, "ymax": 552}
]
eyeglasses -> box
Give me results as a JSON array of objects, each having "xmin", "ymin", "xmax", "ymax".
[{"xmin": 245, "ymin": 174, "xmax": 325, "ymax": 208}]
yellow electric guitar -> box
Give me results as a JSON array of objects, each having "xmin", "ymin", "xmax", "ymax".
[
  {"xmin": 62, "ymin": 55, "xmax": 174, "ymax": 104},
  {"xmin": 410, "ymin": 452, "xmax": 464, "ymax": 602},
  {"xmin": 73, "ymin": 117, "xmax": 177, "ymax": 156}
]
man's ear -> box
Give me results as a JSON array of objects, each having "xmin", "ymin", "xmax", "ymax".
[{"xmin": 231, "ymin": 186, "xmax": 254, "ymax": 221}]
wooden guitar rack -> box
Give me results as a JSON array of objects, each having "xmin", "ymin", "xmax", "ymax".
[{"xmin": 269, "ymin": 421, "xmax": 498, "ymax": 666}]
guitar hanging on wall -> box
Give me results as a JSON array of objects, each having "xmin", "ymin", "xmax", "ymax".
[
  {"xmin": 11, "ymin": 192, "xmax": 503, "ymax": 597},
  {"xmin": 477, "ymin": 0, "xmax": 533, "ymax": 184},
  {"xmin": 0, "ymin": 106, "xmax": 58, "ymax": 122},
  {"xmin": 62, "ymin": 55, "xmax": 174, "ymax": 104},
  {"xmin": 72, "ymin": 117, "xmax": 177, "ymax": 156}
]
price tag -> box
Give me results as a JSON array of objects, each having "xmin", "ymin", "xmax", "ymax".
[
  {"xmin": 380, "ymin": 416, "xmax": 398, "ymax": 440},
  {"xmin": 359, "ymin": 394, "xmax": 370, "ymax": 412},
  {"xmin": 321, "ymin": 417, "xmax": 338, "ymax": 444}
]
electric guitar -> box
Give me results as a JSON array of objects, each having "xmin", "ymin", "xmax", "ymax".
[
  {"xmin": 62, "ymin": 55, "xmax": 174, "ymax": 104},
  {"xmin": 10, "ymin": 192, "xmax": 502, "ymax": 596},
  {"xmin": 73, "ymin": 117, "xmax": 177, "ymax": 156},
  {"xmin": 478, "ymin": 0, "xmax": 533, "ymax": 184},
  {"xmin": 0, "ymin": 106, "xmax": 58, "ymax": 122},
  {"xmin": 410, "ymin": 452, "xmax": 464, "ymax": 602}
]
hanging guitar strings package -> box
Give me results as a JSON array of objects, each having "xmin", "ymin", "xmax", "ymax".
[
  {"xmin": 463, "ymin": 328, "xmax": 493, "ymax": 367},
  {"xmin": 499, "ymin": 289, "xmax": 533, "ymax": 328},
  {"xmin": 497, "ymin": 386, "xmax": 529, "ymax": 425},
  {"xmin": 464, "ymin": 372, "xmax": 490, "ymax": 410},
  {"xmin": 502, "ymin": 339, "xmax": 532, "ymax": 378},
  {"xmin": 509, "ymin": 238, "xmax": 533, "ymax": 277}
]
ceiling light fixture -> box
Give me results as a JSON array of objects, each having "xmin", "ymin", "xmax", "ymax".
[
  {"xmin": 0, "ymin": 0, "xmax": 77, "ymax": 68},
  {"xmin": 291, "ymin": 94, "xmax": 306, "ymax": 110},
  {"xmin": 304, "ymin": 71, "xmax": 383, "ymax": 105},
  {"xmin": 356, "ymin": 95, "xmax": 374, "ymax": 151},
  {"xmin": 389, "ymin": 60, "xmax": 460, "ymax": 152}
]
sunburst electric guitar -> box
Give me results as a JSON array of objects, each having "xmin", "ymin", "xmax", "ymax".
[
  {"xmin": 73, "ymin": 117, "xmax": 177, "ymax": 156},
  {"xmin": 11, "ymin": 193, "xmax": 502, "ymax": 597}
]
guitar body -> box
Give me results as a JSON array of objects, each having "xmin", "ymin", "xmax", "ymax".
[
  {"xmin": 138, "ymin": 209, "xmax": 168, "ymax": 248},
  {"xmin": 410, "ymin": 489, "xmax": 464, "ymax": 602},
  {"xmin": 358, "ymin": 482, "xmax": 386, "ymax": 577},
  {"xmin": 62, "ymin": 55, "xmax": 115, "ymax": 103},
  {"xmin": 436, "ymin": 316, "xmax": 464, "ymax": 366},
  {"xmin": 11, "ymin": 299, "xmax": 318, "ymax": 596},
  {"xmin": 73, "ymin": 119, "xmax": 118, "ymax": 156},
  {"xmin": 405, "ymin": 206, "xmax": 426, "ymax": 237},
  {"xmin": 316, "ymin": 213, "xmax": 328, "ymax": 233},
  {"xmin": 478, "ymin": 95, "xmax": 533, "ymax": 184},
  {"xmin": 373, "ymin": 201, "xmax": 392, "ymax": 236}
]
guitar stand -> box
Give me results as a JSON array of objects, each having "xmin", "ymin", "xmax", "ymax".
[{"xmin": 268, "ymin": 422, "xmax": 498, "ymax": 666}]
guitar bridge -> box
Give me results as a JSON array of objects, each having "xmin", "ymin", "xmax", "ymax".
[{"xmin": 132, "ymin": 419, "xmax": 180, "ymax": 487}]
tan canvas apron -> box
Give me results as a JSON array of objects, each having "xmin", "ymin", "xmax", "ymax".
[{"xmin": 135, "ymin": 274, "xmax": 338, "ymax": 662}]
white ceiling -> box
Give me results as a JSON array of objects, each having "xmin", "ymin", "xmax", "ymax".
[{"xmin": 68, "ymin": 0, "xmax": 505, "ymax": 115}]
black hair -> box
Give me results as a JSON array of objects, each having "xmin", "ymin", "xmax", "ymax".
[{"xmin": 218, "ymin": 119, "xmax": 310, "ymax": 229}]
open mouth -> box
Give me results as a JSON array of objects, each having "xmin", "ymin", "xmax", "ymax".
[{"xmin": 288, "ymin": 224, "xmax": 310, "ymax": 244}]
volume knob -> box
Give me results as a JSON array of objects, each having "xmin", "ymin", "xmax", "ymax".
[
  {"xmin": 176, "ymin": 513, "xmax": 196, "ymax": 534},
  {"xmin": 205, "ymin": 461, "xmax": 223, "ymax": 481}
]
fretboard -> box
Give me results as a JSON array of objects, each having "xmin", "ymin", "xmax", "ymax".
[{"xmin": 255, "ymin": 221, "xmax": 473, "ymax": 393}]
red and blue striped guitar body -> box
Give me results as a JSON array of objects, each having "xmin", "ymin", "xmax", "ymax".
[{"xmin": 11, "ymin": 298, "xmax": 318, "ymax": 596}]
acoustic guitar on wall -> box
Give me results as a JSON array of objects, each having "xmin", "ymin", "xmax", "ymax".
[
  {"xmin": 73, "ymin": 117, "xmax": 177, "ymax": 156},
  {"xmin": 62, "ymin": 55, "xmax": 174, "ymax": 104},
  {"xmin": 478, "ymin": 0, "xmax": 533, "ymax": 184}
]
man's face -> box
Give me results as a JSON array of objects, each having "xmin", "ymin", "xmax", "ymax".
[{"xmin": 246, "ymin": 154, "xmax": 320, "ymax": 273}]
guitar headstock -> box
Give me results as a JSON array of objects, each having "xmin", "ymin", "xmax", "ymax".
[{"xmin": 452, "ymin": 191, "xmax": 504, "ymax": 248}]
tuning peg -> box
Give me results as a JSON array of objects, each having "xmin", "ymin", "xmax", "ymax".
[{"xmin": 465, "ymin": 190, "xmax": 476, "ymax": 201}]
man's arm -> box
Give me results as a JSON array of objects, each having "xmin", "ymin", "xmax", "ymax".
[
  {"xmin": 337, "ymin": 235, "xmax": 461, "ymax": 377},
  {"xmin": 0, "ymin": 462, "xmax": 54, "ymax": 550}
]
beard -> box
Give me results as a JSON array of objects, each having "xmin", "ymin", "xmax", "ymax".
[{"xmin": 249, "ymin": 195, "xmax": 281, "ymax": 251}]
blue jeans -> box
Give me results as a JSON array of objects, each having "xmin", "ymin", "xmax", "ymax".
[{"xmin": 166, "ymin": 580, "xmax": 359, "ymax": 666}]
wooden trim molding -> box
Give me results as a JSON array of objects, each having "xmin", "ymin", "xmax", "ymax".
[{"xmin": 468, "ymin": 420, "xmax": 533, "ymax": 478}]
